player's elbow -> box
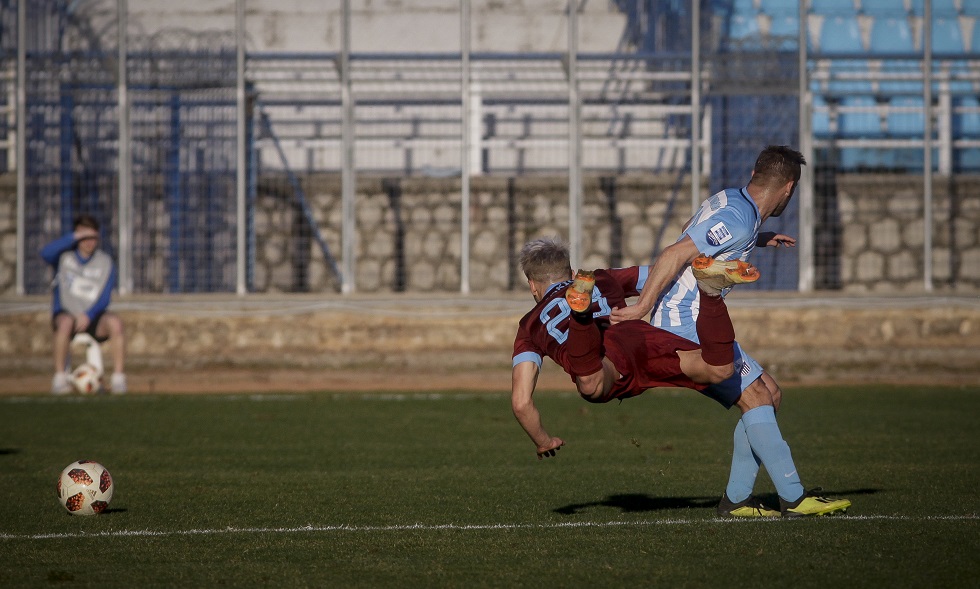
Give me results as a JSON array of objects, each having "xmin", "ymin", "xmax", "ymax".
[
  {"xmin": 511, "ymin": 396, "xmax": 533, "ymax": 419},
  {"xmin": 662, "ymin": 237, "xmax": 698, "ymax": 266}
]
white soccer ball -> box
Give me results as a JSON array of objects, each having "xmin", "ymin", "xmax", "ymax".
[
  {"xmin": 71, "ymin": 363, "xmax": 102, "ymax": 395},
  {"xmin": 57, "ymin": 460, "xmax": 114, "ymax": 516}
]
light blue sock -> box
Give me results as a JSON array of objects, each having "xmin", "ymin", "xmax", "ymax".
[
  {"xmin": 725, "ymin": 419, "xmax": 761, "ymax": 503},
  {"xmin": 741, "ymin": 406, "xmax": 804, "ymax": 503}
]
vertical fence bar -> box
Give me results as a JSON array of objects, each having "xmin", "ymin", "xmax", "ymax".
[
  {"xmin": 117, "ymin": 0, "xmax": 132, "ymax": 295},
  {"xmin": 923, "ymin": 0, "xmax": 934, "ymax": 291},
  {"xmin": 567, "ymin": 0, "xmax": 581, "ymax": 267},
  {"xmin": 460, "ymin": 0, "xmax": 471, "ymax": 294},
  {"xmin": 340, "ymin": 0, "xmax": 355, "ymax": 294},
  {"xmin": 236, "ymin": 0, "xmax": 247, "ymax": 295},
  {"xmin": 797, "ymin": 0, "xmax": 814, "ymax": 292},
  {"xmin": 690, "ymin": 0, "xmax": 701, "ymax": 215},
  {"xmin": 15, "ymin": 0, "xmax": 25, "ymax": 295}
]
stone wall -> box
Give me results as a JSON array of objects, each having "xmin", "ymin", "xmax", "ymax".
[
  {"xmin": 3, "ymin": 174, "xmax": 979, "ymax": 296},
  {"xmin": 255, "ymin": 173, "xmax": 980, "ymax": 294},
  {"xmin": 255, "ymin": 174, "xmax": 689, "ymax": 294},
  {"xmin": 837, "ymin": 175, "xmax": 980, "ymax": 293}
]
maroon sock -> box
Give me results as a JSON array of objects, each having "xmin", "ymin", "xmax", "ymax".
[
  {"xmin": 696, "ymin": 288, "xmax": 735, "ymax": 366},
  {"xmin": 566, "ymin": 319, "xmax": 604, "ymax": 378}
]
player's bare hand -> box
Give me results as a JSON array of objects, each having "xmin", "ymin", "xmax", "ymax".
[
  {"xmin": 74, "ymin": 227, "xmax": 99, "ymax": 242},
  {"xmin": 610, "ymin": 304, "xmax": 646, "ymax": 325},
  {"xmin": 758, "ymin": 232, "xmax": 796, "ymax": 248},
  {"xmin": 536, "ymin": 437, "xmax": 565, "ymax": 460}
]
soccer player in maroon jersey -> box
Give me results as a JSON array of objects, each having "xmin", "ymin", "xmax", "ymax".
[{"xmin": 511, "ymin": 237, "xmax": 742, "ymax": 459}]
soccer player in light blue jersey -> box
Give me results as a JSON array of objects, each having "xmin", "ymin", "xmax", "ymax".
[
  {"xmin": 41, "ymin": 214, "xmax": 127, "ymax": 395},
  {"xmin": 611, "ymin": 145, "xmax": 850, "ymax": 518}
]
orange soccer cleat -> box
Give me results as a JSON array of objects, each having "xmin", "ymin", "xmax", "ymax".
[
  {"xmin": 691, "ymin": 254, "xmax": 760, "ymax": 295},
  {"xmin": 565, "ymin": 269, "xmax": 596, "ymax": 313}
]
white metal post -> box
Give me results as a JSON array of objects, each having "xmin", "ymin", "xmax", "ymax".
[
  {"xmin": 117, "ymin": 0, "xmax": 133, "ymax": 295},
  {"xmin": 235, "ymin": 0, "xmax": 247, "ymax": 295},
  {"xmin": 937, "ymin": 90, "xmax": 951, "ymax": 175},
  {"xmin": 15, "ymin": 0, "xmax": 25, "ymax": 295},
  {"xmin": 460, "ymin": 0, "xmax": 471, "ymax": 294},
  {"xmin": 340, "ymin": 0, "xmax": 356, "ymax": 294},
  {"xmin": 923, "ymin": 0, "xmax": 934, "ymax": 291},
  {"xmin": 690, "ymin": 0, "xmax": 701, "ymax": 215},
  {"xmin": 797, "ymin": 0, "xmax": 814, "ymax": 292},
  {"xmin": 567, "ymin": 0, "xmax": 582, "ymax": 267}
]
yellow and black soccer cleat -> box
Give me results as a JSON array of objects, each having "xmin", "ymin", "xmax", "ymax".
[
  {"xmin": 780, "ymin": 488, "xmax": 852, "ymax": 518},
  {"xmin": 717, "ymin": 492, "xmax": 781, "ymax": 518}
]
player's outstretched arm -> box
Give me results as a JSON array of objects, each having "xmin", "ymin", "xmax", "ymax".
[
  {"xmin": 511, "ymin": 361, "xmax": 565, "ymax": 459},
  {"xmin": 757, "ymin": 232, "xmax": 796, "ymax": 248},
  {"xmin": 610, "ymin": 236, "xmax": 700, "ymax": 323}
]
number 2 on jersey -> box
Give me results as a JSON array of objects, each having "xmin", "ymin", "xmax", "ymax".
[{"xmin": 538, "ymin": 291, "xmax": 611, "ymax": 344}]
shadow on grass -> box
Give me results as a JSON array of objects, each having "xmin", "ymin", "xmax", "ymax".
[
  {"xmin": 555, "ymin": 489, "xmax": 881, "ymax": 515},
  {"xmin": 554, "ymin": 493, "xmax": 718, "ymax": 515},
  {"xmin": 0, "ymin": 448, "xmax": 21, "ymax": 455}
]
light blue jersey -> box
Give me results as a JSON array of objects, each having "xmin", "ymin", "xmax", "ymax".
[{"xmin": 651, "ymin": 187, "xmax": 764, "ymax": 396}]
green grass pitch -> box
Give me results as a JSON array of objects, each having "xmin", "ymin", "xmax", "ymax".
[{"xmin": 1, "ymin": 385, "xmax": 978, "ymax": 587}]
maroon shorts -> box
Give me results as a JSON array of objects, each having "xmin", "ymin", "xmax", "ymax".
[{"xmin": 591, "ymin": 320, "xmax": 704, "ymax": 402}]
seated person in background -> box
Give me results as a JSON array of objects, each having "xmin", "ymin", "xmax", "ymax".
[{"xmin": 41, "ymin": 214, "xmax": 127, "ymax": 395}]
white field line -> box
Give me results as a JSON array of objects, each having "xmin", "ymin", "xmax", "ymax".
[{"xmin": 2, "ymin": 514, "xmax": 977, "ymax": 541}]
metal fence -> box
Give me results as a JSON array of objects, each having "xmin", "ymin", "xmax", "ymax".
[{"xmin": 4, "ymin": 0, "xmax": 979, "ymax": 297}]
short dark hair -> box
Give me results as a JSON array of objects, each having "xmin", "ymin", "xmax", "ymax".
[
  {"xmin": 750, "ymin": 145, "xmax": 806, "ymax": 188},
  {"xmin": 73, "ymin": 214, "xmax": 100, "ymax": 232},
  {"xmin": 519, "ymin": 237, "xmax": 572, "ymax": 285}
]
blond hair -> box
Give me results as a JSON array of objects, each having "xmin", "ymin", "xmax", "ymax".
[{"xmin": 519, "ymin": 237, "xmax": 572, "ymax": 284}]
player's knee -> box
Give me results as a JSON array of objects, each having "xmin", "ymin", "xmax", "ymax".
[
  {"xmin": 736, "ymin": 377, "xmax": 775, "ymax": 411},
  {"xmin": 575, "ymin": 375, "xmax": 609, "ymax": 403},
  {"xmin": 97, "ymin": 315, "xmax": 124, "ymax": 340},
  {"xmin": 769, "ymin": 382, "xmax": 783, "ymax": 411},
  {"xmin": 53, "ymin": 316, "xmax": 74, "ymax": 336}
]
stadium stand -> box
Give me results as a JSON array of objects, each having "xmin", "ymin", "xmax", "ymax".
[
  {"xmin": 758, "ymin": 0, "xmax": 797, "ymax": 17},
  {"xmin": 861, "ymin": 0, "xmax": 912, "ymax": 16},
  {"xmin": 887, "ymin": 96, "xmax": 926, "ymax": 136},
  {"xmin": 818, "ymin": 14, "xmax": 864, "ymax": 53},
  {"xmin": 956, "ymin": 95, "xmax": 980, "ymax": 135},
  {"xmin": 931, "ymin": 16, "xmax": 965, "ymax": 53},
  {"xmin": 810, "ymin": 0, "xmax": 859, "ymax": 16},
  {"xmin": 838, "ymin": 96, "xmax": 882, "ymax": 137},
  {"xmin": 768, "ymin": 12, "xmax": 801, "ymax": 49},
  {"xmin": 868, "ymin": 16, "xmax": 915, "ymax": 54},
  {"xmin": 244, "ymin": 1, "xmax": 980, "ymax": 178},
  {"xmin": 728, "ymin": 12, "xmax": 762, "ymax": 42},
  {"xmin": 911, "ymin": 0, "xmax": 965, "ymax": 17},
  {"xmin": 756, "ymin": 0, "xmax": 980, "ymax": 172}
]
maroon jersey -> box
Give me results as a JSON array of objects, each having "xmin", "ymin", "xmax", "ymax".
[{"xmin": 512, "ymin": 267, "xmax": 704, "ymax": 402}]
